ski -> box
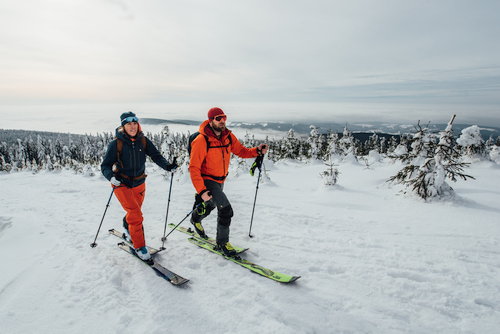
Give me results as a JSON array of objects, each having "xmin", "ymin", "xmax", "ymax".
[
  {"xmin": 116, "ymin": 242, "xmax": 189, "ymax": 286},
  {"xmin": 188, "ymin": 237, "xmax": 300, "ymax": 283},
  {"xmin": 109, "ymin": 228, "xmax": 161, "ymax": 255},
  {"xmin": 109, "ymin": 229, "xmax": 189, "ymax": 286},
  {"xmin": 168, "ymin": 223, "xmax": 248, "ymax": 254}
]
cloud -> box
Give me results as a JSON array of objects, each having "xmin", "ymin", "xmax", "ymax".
[{"xmin": 0, "ymin": 0, "xmax": 499, "ymax": 126}]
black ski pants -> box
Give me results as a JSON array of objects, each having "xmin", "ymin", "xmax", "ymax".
[{"xmin": 191, "ymin": 179, "xmax": 234, "ymax": 244}]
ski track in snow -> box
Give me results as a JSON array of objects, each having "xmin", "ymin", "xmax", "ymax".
[{"xmin": 1, "ymin": 159, "xmax": 499, "ymax": 333}]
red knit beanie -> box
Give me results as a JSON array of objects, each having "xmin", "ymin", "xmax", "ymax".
[{"xmin": 207, "ymin": 107, "xmax": 225, "ymax": 120}]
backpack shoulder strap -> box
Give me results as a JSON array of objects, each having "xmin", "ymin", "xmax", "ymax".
[
  {"xmin": 116, "ymin": 138, "xmax": 124, "ymax": 169},
  {"xmin": 141, "ymin": 136, "xmax": 147, "ymax": 150},
  {"xmin": 204, "ymin": 135, "xmax": 210, "ymax": 152},
  {"xmin": 116, "ymin": 138, "xmax": 123, "ymax": 153}
]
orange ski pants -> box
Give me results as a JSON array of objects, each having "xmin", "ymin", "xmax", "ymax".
[{"xmin": 113, "ymin": 183, "xmax": 146, "ymax": 249}]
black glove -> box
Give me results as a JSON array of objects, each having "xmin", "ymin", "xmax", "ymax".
[
  {"xmin": 194, "ymin": 191, "xmax": 212, "ymax": 215},
  {"xmin": 250, "ymin": 155, "xmax": 264, "ymax": 177},
  {"xmin": 256, "ymin": 144, "xmax": 267, "ymax": 156},
  {"xmin": 166, "ymin": 157, "xmax": 178, "ymax": 171}
]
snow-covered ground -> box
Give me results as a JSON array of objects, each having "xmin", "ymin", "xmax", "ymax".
[{"xmin": 1, "ymin": 156, "xmax": 499, "ymax": 333}]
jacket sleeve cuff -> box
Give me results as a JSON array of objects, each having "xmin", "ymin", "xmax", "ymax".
[{"xmin": 199, "ymin": 189, "xmax": 210, "ymax": 197}]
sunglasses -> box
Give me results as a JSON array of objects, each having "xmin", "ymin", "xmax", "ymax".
[
  {"xmin": 214, "ymin": 115, "xmax": 227, "ymax": 122},
  {"xmin": 123, "ymin": 116, "xmax": 138, "ymax": 124}
]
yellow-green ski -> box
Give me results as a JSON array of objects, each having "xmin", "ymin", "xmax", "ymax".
[
  {"xmin": 168, "ymin": 223, "xmax": 248, "ymax": 254},
  {"xmin": 188, "ymin": 237, "xmax": 300, "ymax": 283}
]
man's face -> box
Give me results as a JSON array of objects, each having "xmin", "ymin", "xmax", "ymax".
[{"xmin": 210, "ymin": 115, "xmax": 226, "ymax": 132}]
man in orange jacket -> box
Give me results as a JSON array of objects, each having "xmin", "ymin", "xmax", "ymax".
[{"xmin": 189, "ymin": 107, "xmax": 268, "ymax": 257}]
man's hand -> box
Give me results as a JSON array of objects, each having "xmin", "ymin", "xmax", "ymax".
[
  {"xmin": 257, "ymin": 143, "xmax": 268, "ymax": 155},
  {"xmin": 201, "ymin": 191, "xmax": 212, "ymax": 202}
]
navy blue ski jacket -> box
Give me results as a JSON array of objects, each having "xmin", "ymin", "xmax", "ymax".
[{"xmin": 101, "ymin": 127, "xmax": 172, "ymax": 188}]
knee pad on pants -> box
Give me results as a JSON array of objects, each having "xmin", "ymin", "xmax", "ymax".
[{"xmin": 218, "ymin": 205, "xmax": 233, "ymax": 227}]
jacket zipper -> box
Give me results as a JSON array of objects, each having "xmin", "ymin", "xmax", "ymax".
[
  {"xmin": 132, "ymin": 141, "xmax": 136, "ymax": 187},
  {"xmin": 220, "ymin": 137, "xmax": 227, "ymax": 177}
]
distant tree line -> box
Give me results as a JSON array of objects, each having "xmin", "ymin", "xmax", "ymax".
[{"xmin": 1, "ymin": 119, "xmax": 499, "ymax": 200}]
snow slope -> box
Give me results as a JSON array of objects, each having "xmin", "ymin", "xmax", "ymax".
[{"xmin": 1, "ymin": 157, "xmax": 499, "ymax": 333}]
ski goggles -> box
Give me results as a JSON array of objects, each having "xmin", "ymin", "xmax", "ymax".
[
  {"xmin": 214, "ymin": 115, "xmax": 227, "ymax": 122},
  {"xmin": 122, "ymin": 116, "xmax": 138, "ymax": 125}
]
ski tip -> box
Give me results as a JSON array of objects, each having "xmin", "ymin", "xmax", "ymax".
[
  {"xmin": 172, "ymin": 277, "xmax": 190, "ymax": 286},
  {"xmin": 286, "ymin": 276, "xmax": 301, "ymax": 283}
]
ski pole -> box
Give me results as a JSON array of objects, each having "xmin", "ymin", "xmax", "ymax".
[
  {"xmin": 248, "ymin": 162, "xmax": 262, "ymax": 238},
  {"xmin": 161, "ymin": 202, "xmax": 203, "ymax": 243},
  {"xmin": 160, "ymin": 171, "xmax": 175, "ymax": 250},
  {"xmin": 90, "ymin": 185, "xmax": 116, "ymax": 248}
]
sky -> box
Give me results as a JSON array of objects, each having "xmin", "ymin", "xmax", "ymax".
[{"xmin": 1, "ymin": 0, "xmax": 500, "ymax": 131}]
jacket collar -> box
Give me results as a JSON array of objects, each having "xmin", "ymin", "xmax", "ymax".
[
  {"xmin": 115, "ymin": 123, "xmax": 144, "ymax": 142},
  {"xmin": 200, "ymin": 119, "xmax": 230, "ymax": 139}
]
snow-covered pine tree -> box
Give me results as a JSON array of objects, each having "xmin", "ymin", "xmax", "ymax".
[
  {"xmin": 51, "ymin": 155, "xmax": 62, "ymax": 171},
  {"xmin": 388, "ymin": 116, "xmax": 474, "ymax": 200},
  {"xmin": 339, "ymin": 124, "xmax": 356, "ymax": 157},
  {"xmin": 485, "ymin": 135, "xmax": 495, "ymax": 149},
  {"xmin": 386, "ymin": 135, "xmax": 399, "ymax": 155},
  {"xmin": 434, "ymin": 115, "xmax": 474, "ymax": 184},
  {"xmin": 14, "ymin": 139, "xmax": 26, "ymax": 170},
  {"xmin": 46, "ymin": 154, "xmax": 54, "ymax": 171},
  {"xmin": 364, "ymin": 131, "xmax": 380, "ymax": 154},
  {"xmin": 24, "ymin": 136, "xmax": 39, "ymax": 168},
  {"xmin": 53, "ymin": 135, "xmax": 64, "ymax": 164},
  {"xmin": 325, "ymin": 130, "xmax": 340, "ymax": 160},
  {"xmin": 266, "ymin": 137, "xmax": 280, "ymax": 162},
  {"xmin": 379, "ymin": 136, "xmax": 388, "ymax": 154},
  {"xmin": 62, "ymin": 144, "xmax": 71, "ymax": 166},
  {"xmin": 308, "ymin": 125, "xmax": 322, "ymax": 160},
  {"xmin": 0, "ymin": 154, "xmax": 5, "ymax": 172},
  {"xmin": 320, "ymin": 158, "xmax": 339, "ymax": 186},
  {"xmin": 160, "ymin": 125, "xmax": 176, "ymax": 163},
  {"xmin": 298, "ymin": 139, "xmax": 311, "ymax": 161},
  {"xmin": 490, "ymin": 144, "xmax": 500, "ymax": 163},
  {"xmin": 36, "ymin": 135, "xmax": 46, "ymax": 169},
  {"xmin": 0, "ymin": 142, "xmax": 12, "ymax": 167},
  {"xmin": 280, "ymin": 129, "xmax": 300, "ymax": 160},
  {"xmin": 410, "ymin": 121, "xmax": 436, "ymax": 162},
  {"xmin": 393, "ymin": 132, "xmax": 411, "ymax": 160},
  {"xmin": 456, "ymin": 125, "xmax": 486, "ymax": 158},
  {"xmin": 243, "ymin": 131, "xmax": 256, "ymax": 148}
]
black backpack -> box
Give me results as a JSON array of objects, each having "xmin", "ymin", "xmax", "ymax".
[{"xmin": 188, "ymin": 131, "xmax": 232, "ymax": 157}]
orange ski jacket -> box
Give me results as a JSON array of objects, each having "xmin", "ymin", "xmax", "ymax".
[{"xmin": 189, "ymin": 120, "xmax": 258, "ymax": 194}]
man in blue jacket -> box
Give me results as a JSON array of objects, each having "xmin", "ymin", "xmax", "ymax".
[{"xmin": 101, "ymin": 111, "xmax": 177, "ymax": 261}]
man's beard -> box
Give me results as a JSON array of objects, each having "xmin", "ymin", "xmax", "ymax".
[{"xmin": 211, "ymin": 122, "xmax": 226, "ymax": 133}]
